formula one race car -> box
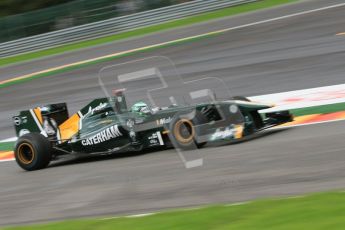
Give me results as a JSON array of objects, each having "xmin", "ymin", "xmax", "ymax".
[{"xmin": 12, "ymin": 90, "xmax": 293, "ymax": 171}]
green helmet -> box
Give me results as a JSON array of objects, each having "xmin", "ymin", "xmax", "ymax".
[{"xmin": 131, "ymin": 101, "xmax": 150, "ymax": 114}]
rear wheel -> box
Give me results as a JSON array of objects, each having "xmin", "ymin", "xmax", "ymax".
[{"xmin": 15, "ymin": 133, "xmax": 52, "ymax": 171}]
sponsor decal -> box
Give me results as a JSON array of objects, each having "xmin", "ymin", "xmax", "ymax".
[
  {"xmin": 81, "ymin": 125, "xmax": 122, "ymax": 146},
  {"xmin": 14, "ymin": 116, "xmax": 28, "ymax": 125},
  {"xmin": 210, "ymin": 125, "xmax": 243, "ymax": 141},
  {"xmin": 13, "ymin": 117, "xmax": 21, "ymax": 126},
  {"xmin": 229, "ymin": 105, "xmax": 239, "ymax": 114},
  {"xmin": 211, "ymin": 127, "xmax": 235, "ymax": 140},
  {"xmin": 150, "ymin": 139, "xmax": 158, "ymax": 145},
  {"xmin": 148, "ymin": 132, "xmax": 159, "ymax": 145},
  {"xmin": 87, "ymin": 102, "xmax": 108, "ymax": 115},
  {"xmin": 148, "ymin": 132, "xmax": 164, "ymax": 146},
  {"xmin": 156, "ymin": 117, "xmax": 172, "ymax": 125}
]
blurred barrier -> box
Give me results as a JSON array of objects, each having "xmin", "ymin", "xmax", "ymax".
[
  {"xmin": 0, "ymin": 0, "xmax": 256, "ymax": 58},
  {"xmin": 0, "ymin": 0, "xmax": 189, "ymax": 43}
]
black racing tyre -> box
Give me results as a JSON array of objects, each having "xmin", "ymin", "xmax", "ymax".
[
  {"xmin": 168, "ymin": 111, "xmax": 207, "ymax": 150},
  {"xmin": 14, "ymin": 133, "xmax": 52, "ymax": 171},
  {"xmin": 232, "ymin": 96, "xmax": 251, "ymax": 102}
]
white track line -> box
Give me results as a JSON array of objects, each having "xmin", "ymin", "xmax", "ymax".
[
  {"xmin": 99, "ymin": 193, "xmax": 322, "ymax": 221},
  {"xmin": 218, "ymin": 2, "xmax": 345, "ymax": 32},
  {"xmin": 0, "ymin": 137, "xmax": 17, "ymax": 143},
  {"xmin": 0, "ymin": 159, "xmax": 15, "ymax": 163},
  {"xmin": 224, "ymin": 201, "xmax": 250, "ymax": 207},
  {"xmin": 126, "ymin": 213, "xmax": 155, "ymax": 218}
]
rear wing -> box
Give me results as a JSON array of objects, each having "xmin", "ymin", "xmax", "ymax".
[
  {"xmin": 12, "ymin": 98, "xmax": 111, "ymax": 142},
  {"xmin": 13, "ymin": 103, "xmax": 69, "ymax": 138}
]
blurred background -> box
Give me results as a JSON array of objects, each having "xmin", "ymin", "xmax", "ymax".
[
  {"xmin": 0, "ymin": 0, "xmax": 192, "ymax": 43},
  {"xmin": 2, "ymin": 0, "xmax": 345, "ymax": 228}
]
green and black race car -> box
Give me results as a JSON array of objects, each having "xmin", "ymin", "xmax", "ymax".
[{"xmin": 12, "ymin": 90, "xmax": 293, "ymax": 171}]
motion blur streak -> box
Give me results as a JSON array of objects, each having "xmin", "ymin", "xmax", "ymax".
[
  {"xmin": 0, "ymin": 0, "xmax": 345, "ymax": 226},
  {"xmin": 2, "ymin": 1, "xmax": 345, "ymax": 86}
]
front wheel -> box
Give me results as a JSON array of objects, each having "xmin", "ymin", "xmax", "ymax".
[
  {"xmin": 232, "ymin": 96, "xmax": 251, "ymax": 102},
  {"xmin": 169, "ymin": 117, "xmax": 196, "ymax": 150},
  {"xmin": 168, "ymin": 111, "xmax": 207, "ymax": 150},
  {"xmin": 15, "ymin": 133, "xmax": 52, "ymax": 171}
]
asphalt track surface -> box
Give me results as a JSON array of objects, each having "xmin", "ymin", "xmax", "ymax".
[{"xmin": 1, "ymin": 0, "xmax": 345, "ymax": 226}]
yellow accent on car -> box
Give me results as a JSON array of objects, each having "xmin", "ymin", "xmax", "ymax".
[
  {"xmin": 58, "ymin": 113, "xmax": 80, "ymax": 141},
  {"xmin": 33, "ymin": 108, "xmax": 43, "ymax": 124},
  {"xmin": 234, "ymin": 125, "xmax": 244, "ymax": 139}
]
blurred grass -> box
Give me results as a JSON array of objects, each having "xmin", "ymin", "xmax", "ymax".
[
  {"xmin": 0, "ymin": 0, "xmax": 297, "ymax": 67},
  {"xmin": 0, "ymin": 142, "xmax": 14, "ymax": 151},
  {"xmin": 4, "ymin": 191, "xmax": 345, "ymax": 230},
  {"xmin": 291, "ymin": 103, "xmax": 345, "ymax": 116}
]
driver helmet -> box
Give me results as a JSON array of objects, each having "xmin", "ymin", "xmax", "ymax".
[{"xmin": 131, "ymin": 101, "xmax": 150, "ymax": 114}]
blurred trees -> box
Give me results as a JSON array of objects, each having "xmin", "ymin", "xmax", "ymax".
[
  {"xmin": 0, "ymin": 0, "xmax": 190, "ymax": 17},
  {"xmin": 0, "ymin": 0, "xmax": 192, "ymax": 17},
  {"xmin": 0, "ymin": 0, "xmax": 74, "ymax": 17},
  {"xmin": 0, "ymin": 0, "xmax": 193, "ymax": 42}
]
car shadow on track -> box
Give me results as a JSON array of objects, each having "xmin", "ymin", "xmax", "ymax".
[
  {"xmin": 49, "ymin": 147, "xmax": 165, "ymax": 169},
  {"xmin": 48, "ymin": 127, "xmax": 293, "ymax": 169}
]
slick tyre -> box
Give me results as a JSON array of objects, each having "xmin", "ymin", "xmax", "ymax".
[
  {"xmin": 15, "ymin": 133, "xmax": 52, "ymax": 171},
  {"xmin": 168, "ymin": 111, "xmax": 207, "ymax": 150},
  {"xmin": 232, "ymin": 96, "xmax": 251, "ymax": 102}
]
